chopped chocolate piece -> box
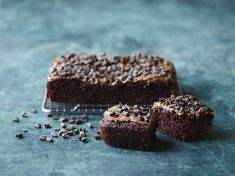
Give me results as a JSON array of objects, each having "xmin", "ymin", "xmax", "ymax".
[
  {"xmin": 16, "ymin": 133, "xmax": 23, "ymax": 139},
  {"xmin": 61, "ymin": 123, "xmax": 66, "ymax": 128},
  {"xmin": 109, "ymin": 111, "xmax": 116, "ymax": 117},
  {"xmin": 51, "ymin": 132, "xmax": 58, "ymax": 138},
  {"xmin": 73, "ymin": 128, "xmax": 79, "ymax": 134},
  {"xmin": 44, "ymin": 123, "xmax": 52, "ymax": 129},
  {"xmin": 86, "ymin": 122, "xmax": 93, "ymax": 128},
  {"xmin": 30, "ymin": 108, "xmax": 37, "ymax": 113},
  {"xmin": 47, "ymin": 114, "xmax": 53, "ymax": 118},
  {"xmin": 21, "ymin": 112, "xmax": 27, "ymax": 118},
  {"xmin": 12, "ymin": 117, "xmax": 20, "ymax": 123},
  {"xmin": 46, "ymin": 54, "xmax": 180, "ymax": 105},
  {"xmin": 23, "ymin": 129, "xmax": 28, "ymax": 132},
  {"xmin": 79, "ymin": 131, "xmax": 87, "ymax": 137},
  {"xmin": 66, "ymin": 131, "xmax": 74, "ymax": 136},
  {"xmin": 46, "ymin": 137, "xmax": 53, "ymax": 143},
  {"xmin": 81, "ymin": 137, "xmax": 87, "ymax": 143},
  {"xmin": 34, "ymin": 123, "xmax": 42, "ymax": 129},
  {"xmin": 40, "ymin": 136, "xmax": 47, "ymax": 141},
  {"xmin": 151, "ymin": 95, "xmax": 214, "ymax": 141},
  {"xmin": 59, "ymin": 129, "xmax": 66, "ymax": 136},
  {"xmin": 62, "ymin": 133, "xmax": 69, "ymax": 139}
]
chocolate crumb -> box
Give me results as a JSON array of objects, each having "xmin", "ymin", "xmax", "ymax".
[
  {"xmin": 34, "ymin": 123, "xmax": 42, "ymax": 129},
  {"xmin": 47, "ymin": 114, "xmax": 53, "ymax": 118},
  {"xmin": 44, "ymin": 123, "xmax": 52, "ymax": 129},
  {"xmin": 16, "ymin": 133, "xmax": 23, "ymax": 139},
  {"xmin": 81, "ymin": 137, "xmax": 87, "ymax": 143},
  {"xmin": 23, "ymin": 129, "xmax": 28, "ymax": 132},
  {"xmin": 12, "ymin": 117, "xmax": 20, "ymax": 123},
  {"xmin": 86, "ymin": 122, "xmax": 93, "ymax": 128},
  {"xmin": 39, "ymin": 136, "xmax": 47, "ymax": 141},
  {"xmin": 46, "ymin": 137, "xmax": 53, "ymax": 143},
  {"xmin": 21, "ymin": 112, "xmax": 27, "ymax": 118}
]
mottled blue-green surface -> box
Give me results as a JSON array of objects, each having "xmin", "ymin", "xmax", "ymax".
[{"xmin": 0, "ymin": 0, "xmax": 235, "ymax": 175}]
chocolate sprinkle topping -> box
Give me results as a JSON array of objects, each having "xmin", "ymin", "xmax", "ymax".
[
  {"xmin": 104, "ymin": 103, "xmax": 151, "ymax": 124},
  {"xmin": 48, "ymin": 53, "xmax": 173, "ymax": 85},
  {"xmin": 154, "ymin": 95, "xmax": 214, "ymax": 119}
]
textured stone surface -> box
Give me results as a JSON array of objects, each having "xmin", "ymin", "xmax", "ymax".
[{"xmin": 0, "ymin": 0, "xmax": 235, "ymax": 175}]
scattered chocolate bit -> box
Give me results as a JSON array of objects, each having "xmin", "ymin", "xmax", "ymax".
[
  {"xmin": 39, "ymin": 136, "xmax": 47, "ymax": 141},
  {"xmin": 62, "ymin": 133, "xmax": 69, "ymax": 139},
  {"xmin": 59, "ymin": 129, "xmax": 66, "ymax": 136},
  {"xmin": 96, "ymin": 131, "xmax": 100, "ymax": 134},
  {"xmin": 122, "ymin": 111, "xmax": 129, "ymax": 116},
  {"xmin": 79, "ymin": 131, "xmax": 87, "ymax": 138},
  {"xmin": 21, "ymin": 112, "xmax": 27, "ymax": 118},
  {"xmin": 59, "ymin": 117, "xmax": 69, "ymax": 122},
  {"xmin": 12, "ymin": 117, "xmax": 20, "ymax": 123},
  {"xmin": 46, "ymin": 137, "xmax": 53, "ymax": 143},
  {"xmin": 47, "ymin": 114, "xmax": 53, "ymax": 118},
  {"xmin": 51, "ymin": 132, "xmax": 58, "ymax": 138},
  {"xmin": 86, "ymin": 122, "xmax": 93, "ymax": 128},
  {"xmin": 61, "ymin": 123, "xmax": 67, "ymax": 128},
  {"xmin": 30, "ymin": 108, "xmax": 37, "ymax": 113},
  {"xmin": 23, "ymin": 129, "xmax": 28, "ymax": 132},
  {"xmin": 109, "ymin": 111, "xmax": 116, "ymax": 117},
  {"xmin": 81, "ymin": 137, "xmax": 87, "ymax": 143},
  {"xmin": 16, "ymin": 133, "xmax": 23, "ymax": 139},
  {"xmin": 44, "ymin": 123, "xmax": 52, "ymax": 129},
  {"xmin": 73, "ymin": 128, "xmax": 79, "ymax": 134},
  {"xmin": 66, "ymin": 131, "xmax": 74, "ymax": 136},
  {"xmin": 34, "ymin": 123, "xmax": 42, "ymax": 129}
]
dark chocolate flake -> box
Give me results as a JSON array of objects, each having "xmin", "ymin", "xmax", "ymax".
[
  {"xmin": 12, "ymin": 117, "xmax": 20, "ymax": 123},
  {"xmin": 16, "ymin": 133, "xmax": 23, "ymax": 139}
]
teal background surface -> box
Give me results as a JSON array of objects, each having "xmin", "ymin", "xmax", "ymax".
[{"xmin": 0, "ymin": 0, "xmax": 235, "ymax": 175}]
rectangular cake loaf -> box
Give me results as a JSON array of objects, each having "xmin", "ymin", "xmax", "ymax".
[{"xmin": 46, "ymin": 53, "xmax": 180, "ymax": 104}]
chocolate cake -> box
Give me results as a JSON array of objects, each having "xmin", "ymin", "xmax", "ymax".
[
  {"xmin": 151, "ymin": 95, "xmax": 214, "ymax": 141},
  {"xmin": 46, "ymin": 53, "xmax": 180, "ymax": 104},
  {"xmin": 99, "ymin": 104, "xmax": 157, "ymax": 151}
]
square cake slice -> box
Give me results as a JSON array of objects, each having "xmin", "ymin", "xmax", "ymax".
[
  {"xmin": 46, "ymin": 53, "xmax": 180, "ymax": 104},
  {"xmin": 151, "ymin": 95, "xmax": 214, "ymax": 141},
  {"xmin": 99, "ymin": 104, "xmax": 157, "ymax": 151}
]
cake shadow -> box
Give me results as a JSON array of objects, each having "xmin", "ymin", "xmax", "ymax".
[{"xmin": 152, "ymin": 134, "xmax": 177, "ymax": 152}]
